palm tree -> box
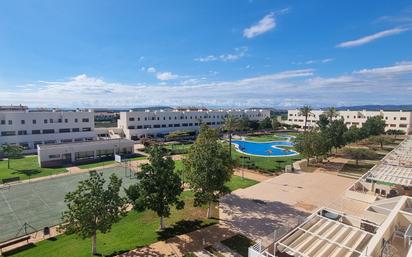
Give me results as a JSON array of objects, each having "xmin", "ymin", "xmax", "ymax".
[
  {"xmin": 323, "ymin": 107, "xmax": 339, "ymax": 122},
  {"xmin": 298, "ymin": 105, "xmax": 312, "ymax": 132},
  {"xmin": 1, "ymin": 144, "xmax": 23, "ymax": 169},
  {"xmin": 222, "ymin": 114, "xmax": 237, "ymax": 157}
]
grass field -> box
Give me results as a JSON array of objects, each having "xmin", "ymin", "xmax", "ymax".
[
  {"xmin": 76, "ymin": 156, "xmax": 147, "ymax": 170},
  {"xmin": 7, "ymin": 175, "xmax": 257, "ymax": 257},
  {"xmin": 0, "ymin": 156, "xmax": 67, "ymax": 181},
  {"xmin": 244, "ymin": 132, "xmax": 297, "ymax": 142},
  {"xmin": 163, "ymin": 143, "xmax": 192, "ymax": 155}
]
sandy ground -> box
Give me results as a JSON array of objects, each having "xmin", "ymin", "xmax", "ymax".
[{"xmin": 219, "ymin": 171, "xmax": 368, "ymax": 242}]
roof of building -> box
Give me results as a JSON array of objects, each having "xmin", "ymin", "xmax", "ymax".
[{"xmin": 37, "ymin": 139, "xmax": 134, "ymax": 150}]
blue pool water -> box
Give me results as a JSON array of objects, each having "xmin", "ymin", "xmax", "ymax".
[{"xmin": 231, "ymin": 140, "xmax": 299, "ymax": 157}]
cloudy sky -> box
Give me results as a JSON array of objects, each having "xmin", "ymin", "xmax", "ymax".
[{"xmin": 0, "ymin": 0, "xmax": 411, "ymax": 109}]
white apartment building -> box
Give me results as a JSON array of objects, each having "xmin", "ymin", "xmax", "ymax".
[
  {"xmin": 119, "ymin": 108, "xmax": 271, "ymax": 140},
  {"xmin": 0, "ymin": 109, "xmax": 96, "ymax": 153},
  {"xmin": 286, "ymin": 109, "xmax": 412, "ymax": 134}
]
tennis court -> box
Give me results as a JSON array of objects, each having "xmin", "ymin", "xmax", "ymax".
[{"xmin": 0, "ymin": 166, "xmax": 138, "ymax": 243}]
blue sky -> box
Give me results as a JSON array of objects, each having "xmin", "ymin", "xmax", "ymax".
[{"xmin": 0, "ymin": 0, "xmax": 412, "ymax": 108}]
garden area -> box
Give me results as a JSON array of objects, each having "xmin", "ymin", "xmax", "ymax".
[{"xmin": 0, "ymin": 155, "xmax": 67, "ymax": 181}]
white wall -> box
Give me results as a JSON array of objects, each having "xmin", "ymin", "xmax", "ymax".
[
  {"xmin": 0, "ymin": 110, "xmax": 96, "ymax": 152},
  {"xmin": 119, "ymin": 109, "xmax": 271, "ymax": 140},
  {"xmin": 286, "ymin": 109, "xmax": 412, "ymax": 134}
]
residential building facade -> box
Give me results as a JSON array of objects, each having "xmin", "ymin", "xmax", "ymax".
[
  {"xmin": 285, "ymin": 109, "xmax": 412, "ymax": 134},
  {"xmin": 0, "ymin": 109, "xmax": 96, "ymax": 153},
  {"xmin": 118, "ymin": 108, "xmax": 271, "ymax": 140}
]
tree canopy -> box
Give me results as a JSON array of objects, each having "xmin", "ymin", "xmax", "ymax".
[
  {"xmin": 125, "ymin": 145, "xmax": 184, "ymax": 229},
  {"xmin": 60, "ymin": 172, "xmax": 127, "ymax": 255},
  {"xmin": 1, "ymin": 144, "xmax": 23, "ymax": 169},
  {"xmin": 182, "ymin": 124, "xmax": 233, "ymax": 218},
  {"xmin": 342, "ymin": 147, "xmax": 377, "ymax": 165},
  {"xmin": 361, "ymin": 116, "xmax": 385, "ymax": 136},
  {"xmin": 294, "ymin": 130, "xmax": 330, "ymax": 165}
]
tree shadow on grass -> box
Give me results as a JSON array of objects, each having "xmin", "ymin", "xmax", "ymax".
[
  {"xmin": 11, "ymin": 169, "xmax": 41, "ymax": 177},
  {"xmin": 157, "ymin": 219, "xmax": 215, "ymax": 241}
]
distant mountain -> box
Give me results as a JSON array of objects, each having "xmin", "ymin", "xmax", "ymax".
[{"xmin": 336, "ymin": 105, "xmax": 412, "ymax": 111}]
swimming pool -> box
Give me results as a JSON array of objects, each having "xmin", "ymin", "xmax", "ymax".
[{"xmin": 231, "ymin": 140, "xmax": 299, "ymax": 157}]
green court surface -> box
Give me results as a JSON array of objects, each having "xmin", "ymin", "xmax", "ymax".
[{"xmin": 0, "ymin": 166, "xmax": 138, "ymax": 243}]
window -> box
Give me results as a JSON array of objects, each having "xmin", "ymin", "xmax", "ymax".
[
  {"xmin": 393, "ymin": 117, "xmax": 397, "ymax": 120},
  {"xmin": 137, "ymin": 117, "xmax": 140, "ymax": 121},
  {"xmin": 8, "ymin": 120, "xmax": 12, "ymax": 125},
  {"xmin": 44, "ymin": 140, "xmax": 56, "ymax": 144},
  {"xmin": 61, "ymin": 139, "xmax": 72, "ymax": 143},
  {"xmin": 32, "ymin": 119, "xmax": 36, "ymax": 124},
  {"xmin": 174, "ymin": 124, "xmax": 180, "ymax": 127},
  {"xmin": 48, "ymin": 154, "xmax": 60, "ymax": 159},
  {"xmin": 72, "ymin": 128, "xmax": 80, "ymax": 132},
  {"xmin": 65, "ymin": 119, "xmax": 68, "ymax": 123},
  {"xmin": 18, "ymin": 130, "xmax": 27, "ymax": 135},
  {"xmin": 44, "ymin": 119, "xmax": 48, "ymax": 124},
  {"xmin": 82, "ymin": 118, "xmax": 89, "ymax": 122},
  {"xmin": 161, "ymin": 124, "xmax": 166, "ymax": 128},
  {"xmin": 74, "ymin": 138, "xmax": 84, "ymax": 142},
  {"xmin": 59, "ymin": 128, "xmax": 71, "ymax": 133},
  {"xmin": 152, "ymin": 117, "xmax": 155, "ymax": 120},
  {"xmin": 74, "ymin": 118, "xmax": 78, "ymax": 123},
  {"xmin": 399, "ymin": 124, "xmax": 407, "ymax": 128},
  {"xmin": 157, "ymin": 117, "xmax": 159, "ymax": 120},
  {"xmin": 128, "ymin": 126, "xmax": 135, "ymax": 129},
  {"xmin": 42, "ymin": 129, "xmax": 55, "ymax": 134},
  {"xmin": 144, "ymin": 117, "xmax": 147, "ymax": 121},
  {"xmin": 168, "ymin": 124, "xmax": 173, "ymax": 127},
  {"xmin": 82, "ymin": 127, "xmax": 92, "ymax": 132},
  {"xmin": 33, "ymin": 141, "xmax": 42, "ymax": 147},
  {"xmin": 21, "ymin": 120, "xmax": 25, "ymax": 125},
  {"xmin": 390, "ymin": 124, "xmax": 396, "ymax": 127},
  {"xmin": 0, "ymin": 120, "xmax": 4, "ymax": 125},
  {"xmin": 153, "ymin": 125, "xmax": 161, "ymax": 128},
  {"xmin": 49, "ymin": 119, "xmax": 53, "ymax": 123},
  {"xmin": 1, "ymin": 131, "xmax": 16, "ymax": 136},
  {"xmin": 143, "ymin": 125, "xmax": 152, "ymax": 129},
  {"xmin": 400, "ymin": 117, "xmax": 407, "ymax": 120},
  {"xmin": 58, "ymin": 119, "xmax": 62, "ymax": 123},
  {"xmin": 182, "ymin": 123, "xmax": 188, "ymax": 127},
  {"xmin": 129, "ymin": 117, "xmax": 135, "ymax": 121},
  {"xmin": 32, "ymin": 130, "xmax": 41, "ymax": 134},
  {"xmin": 136, "ymin": 125, "xmax": 143, "ymax": 129}
]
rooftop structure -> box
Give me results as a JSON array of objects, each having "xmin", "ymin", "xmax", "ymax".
[
  {"xmin": 285, "ymin": 109, "xmax": 412, "ymax": 134},
  {"xmin": 347, "ymin": 136, "xmax": 412, "ymax": 202},
  {"xmin": 249, "ymin": 196, "xmax": 412, "ymax": 257}
]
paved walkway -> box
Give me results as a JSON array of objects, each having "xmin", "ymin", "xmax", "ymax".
[{"xmin": 117, "ymin": 224, "xmax": 235, "ymax": 257}]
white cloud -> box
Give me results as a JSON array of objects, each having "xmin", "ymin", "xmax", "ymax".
[
  {"xmin": 336, "ymin": 28, "xmax": 409, "ymax": 48},
  {"xmin": 2, "ymin": 62, "xmax": 412, "ymax": 108},
  {"xmin": 156, "ymin": 72, "xmax": 179, "ymax": 81},
  {"xmin": 147, "ymin": 67, "xmax": 156, "ymax": 73},
  {"xmin": 293, "ymin": 58, "xmax": 334, "ymax": 65},
  {"xmin": 195, "ymin": 47, "xmax": 248, "ymax": 62},
  {"xmin": 243, "ymin": 13, "xmax": 276, "ymax": 38},
  {"xmin": 354, "ymin": 62, "xmax": 412, "ymax": 75}
]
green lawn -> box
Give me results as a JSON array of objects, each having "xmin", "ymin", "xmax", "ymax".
[
  {"xmin": 244, "ymin": 132, "xmax": 297, "ymax": 142},
  {"xmin": 77, "ymin": 156, "xmax": 147, "ymax": 170},
  {"xmin": 163, "ymin": 143, "xmax": 193, "ymax": 155},
  {"xmin": 225, "ymin": 175, "xmax": 258, "ymax": 191},
  {"xmin": 7, "ymin": 175, "xmax": 256, "ymax": 257},
  {"xmin": 0, "ymin": 156, "xmax": 67, "ymax": 181}
]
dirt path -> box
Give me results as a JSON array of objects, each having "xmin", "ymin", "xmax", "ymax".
[{"xmin": 234, "ymin": 168, "xmax": 272, "ymax": 182}]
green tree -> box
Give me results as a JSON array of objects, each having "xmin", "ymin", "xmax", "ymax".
[
  {"xmin": 60, "ymin": 172, "xmax": 127, "ymax": 255},
  {"xmin": 316, "ymin": 114, "xmax": 330, "ymax": 131},
  {"xmin": 294, "ymin": 130, "xmax": 330, "ymax": 165},
  {"xmin": 386, "ymin": 129, "xmax": 405, "ymax": 139},
  {"xmin": 343, "ymin": 147, "xmax": 377, "ymax": 166},
  {"xmin": 259, "ymin": 117, "xmax": 272, "ymax": 130},
  {"xmin": 222, "ymin": 114, "xmax": 237, "ymax": 158},
  {"xmin": 125, "ymin": 145, "xmax": 184, "ymax": 230},
  {"xmin": 182, "ymin": 125, "xmax": 233, "ymax": 218},
  {"xmin": 271, "ymin": 117, "xmax": 281, "ymax": 130},
  {"xmin": 1, "ymin": 144, "xmax": 23, "ymax": 169},
  {"xmin": 368, "ymin": 135, "xmax": 392, "ymax": 150},
  {"xmin": 343, "ymin": 126, "xmax": 363, "ymax": 144},
  {"xmin": 361, "ymin": 116, "xmax": 385, "ymax": 136},
  {"xmin": 237, "ymin": 115, "xmax": 250, "ymax": 131},
  {"xmin": 325, "ymin": 119, "xmax": 348, "ymax": 153},
  {"xmin": 298, "ymin": 105, "xmax": 312, "ymax": 132},
  {"xmin": 323, "ymin": 107, "xmax": 339, "ymax": 122}
]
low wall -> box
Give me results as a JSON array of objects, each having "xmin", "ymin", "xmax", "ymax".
[{"xmin": 345, "ymin": 189, "xmax": 377, "ymax": 204}]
